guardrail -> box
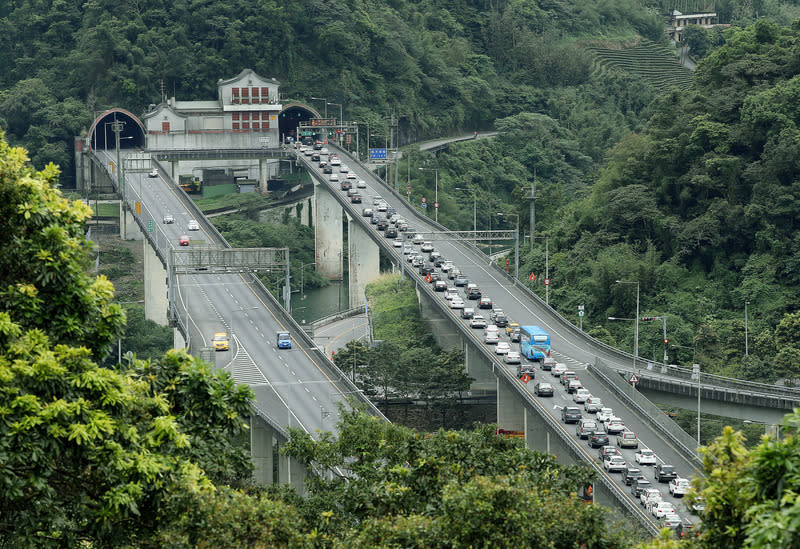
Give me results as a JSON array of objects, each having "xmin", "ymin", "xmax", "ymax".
[
  {"xmin": 589, "ymin": 358, "xmax": 702, "ymax": 468},
  {"xmin": 306, "ymin": 152, "xmax": 658, "ymax": 533},
  {"xmin": 310, "ymin": 307, "xmax": 365, "ymax": 329}
]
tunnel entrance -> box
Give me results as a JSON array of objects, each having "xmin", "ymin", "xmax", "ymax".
[
  {"xmin": 87, "ymin": 109, "xmax": 146, "ymax": 151},
  {"xmin": 279, "ymin": 104, "xmax": 320, "ymax": 143}
]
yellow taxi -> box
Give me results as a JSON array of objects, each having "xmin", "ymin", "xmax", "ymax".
[
  {"xmin": 505, "ymin": 322, "xmax": 520, "ymax": 335},
  {"xmin": 213, "ymin": 332, "xmax": 229, "ymax": 351}
]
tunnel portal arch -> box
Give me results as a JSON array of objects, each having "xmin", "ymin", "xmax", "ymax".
[
  {"xmin": 279, "ymin": 104, "xmax": 320, "ymax": 142},
  {"xmin": 87, "ymin": 108, "xmax": 146, "ymax": 151}
]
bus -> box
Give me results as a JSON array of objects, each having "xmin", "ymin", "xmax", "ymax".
[{"xmin": 519, "ymin": 325, "xmax": 551, "ymax": 361}]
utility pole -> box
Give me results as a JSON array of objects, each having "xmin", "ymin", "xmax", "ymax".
[{"xmin": 529, "ymin": 169, "xmax": 537, "ymax": 250}]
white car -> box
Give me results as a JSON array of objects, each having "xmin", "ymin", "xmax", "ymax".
[
  {"xmin": 347, "ymin": 172, "xmax": 358, "ymax": 180},
  {"xmin": 504, "ymin": 351, "xmax": 521, "ymax": 364},
  {"xmin": 651, "ymin": 502, "xmax": 676, "ymax": 519},
  {"xmin": 357, "ymin": 179, "xmax": 366, "ymax": 187},
  {"xmin": 187, "ymin": 220, "xmax": 199, "ymax": 231},
  {"xmin": 662, "ymin": 514, "xmax": 682, "ymax": 528},
  {"xmin": 635, "ymin": 449, "xmax": 657, "ymax": 466},
  {"xmin": 329, "ymin": 173, "xmax": 340, "ymax": 181},
  {"xmin": 552, "ymin": 363, "xmax": 568, "ymax": 377},
  {"xmin": 421, "ymin": 242, "xmax": 434, "ymax": 252},
  {"xmin": 495, "ymin": 341, "xmax": 511, "ymax": 355},
  {"xmin": 573, "ymin": 388, "xmax": 592, "ymax": 403},
  {"xmin": 392, "ymin": 239, "xmax": 403, "ymax": 248},
  {"xmin": 330, "ymin": 157, "xmax": 341, "ymax": 166},
  {"xmin": 484, "ymin": 332, "xmax": 499, "ymax": 344},
  {"xmin": 149, "ymin": 168, "xmax": 158, "ymax": 178},
  {"xmin": 603, "ymin": 455, "xmax": 627, "ymax": 472},
  {"xmin": 377, "ymin": 202, "xmax": 388, "ymax": 212},
  {"xmin": 669, "ymin": 478, "xmax": 690, "ymax": 497},
  {"xmin": 449, "ymin": 298, "xmax": 464, "ymax": 310},
  {"xmin": 597, "ymin": 408, "xmax": 614, "ymax": 423},
  {"xmin": 339, "ymin": 165, "xmax": 349, "ymax": 173},
  {"xmin": 640, "ymin": 488, "xmax": 663, "ymax": 508},
  {"xmin": 162, "ymin": 214, "xmax": 174, "ymax": 224},
  {"xmin": 413, "ymin": 234, "xmax": 425, "ymax": 245},
  {"xmin": 445, "ymin": 288, "xmax": 459, "ymax": 301},
  {"xmin": 606, "ymin": 419, "xmax": 626, "ymax": 434},
  {"xmin": 470, "ymin": 315, "xmax": 487, "ymax": 329}
]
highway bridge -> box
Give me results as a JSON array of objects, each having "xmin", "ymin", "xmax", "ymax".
[{"xmin": 84, "ymin": 136, "xmax": 800, "ymax": 533}]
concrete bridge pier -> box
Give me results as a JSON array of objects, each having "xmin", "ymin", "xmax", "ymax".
[
  {"xmin": 416, "ymin": 286, "xmax": 462, "ymax": 351},
  {"xmin": 277, "ymin": 441, "xmax": 306, "ymax": 493},
  {"xmin": 121, "ymin": 205, "xmax": 142, "ymax": 241},
  {"xmin": 463, "ymin": 340, "xmax": 498, "ymax": 394},
  {"xmin": 348, "ymin": 215, "xmax": 380, "ymax": 308},
  {"xmin": 143, "ymin": 239, "xmax": 169, "ymax": 326},
  {"xmin": 251, "ymin": 417, "xmax": 275, "ymax": 485},
  {"xmin": 314, "ymin": 183, "xmax": 343, "ymax": 279}
]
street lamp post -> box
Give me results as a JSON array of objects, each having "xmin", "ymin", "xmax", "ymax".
[
  {"xmin": 300, "ymin": 262, "xmax": 316, "ymax": 301},
  {"xmin": 497, "ymin": 212, "xmax": 519, "ymax": 281},
  {"xmin": 745, "ymin": 300, "xmax": 750, "ymax": 356},
  {"xmin": 614, "ymin": 279, "xmax": 640, "ymax": 393},
  {"xmin": 311, "ymin": 96, "xmax": 328, "ymax": 118},
  {"xmin": 327, "ymin": 102, "xmax": 343, "ymax": 144},
  {"xmin": 418, "ymin": 168, "xmax": 439, "ymax": 223},
  {"xmin": 454, "ymin": 187, "xmax": 477, "ymax": 246},
  {"xmin": 531, "ymin": 236, "xmax": 550, "ymax": 305}
]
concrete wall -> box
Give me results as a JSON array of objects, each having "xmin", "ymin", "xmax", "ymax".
[
  {"xmin": 348, "ymin": 217, "xmax": 380, "ymax": 308},
  {"xmin": 314, "ymin": 183, "xmax": 343, "ymax": 279},
  {"xmin": 143, "ymin": 239, "xmax": 169, "ymax": 326}
]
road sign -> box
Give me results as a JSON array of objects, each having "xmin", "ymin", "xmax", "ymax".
[
  {"xmin": 521, "ymin": 373, "xmax": 531, "ymax": 384},
  {"xmin": 578, "ymin": 310, "xmax": 585, "ymax": 317},
  {"xmin": 369, "ymin": 148, "xmax": 387, "ymax": 160},
  {"xmin": 425, "ymin": 273, "xmax": 432, "ymax": 283},
  {"xmin": 407, "ymin": 185, "xmax": 412, "ymax": 194},
  {"xmin": 421, "ymin": 202, "xmax": 427, "ymax": 209},
  {"xmin": 544, "ymin": 278, "xmax": 550, "ymax": 286},
  {"xmin": 629, "ymin": 374, "xmax": 639, "ymax": 384},
  {"xmin": 529, "ymin": 273, "xmax": 536, "ymax": 281},
  {"xmin": 434, "ymin": 201, "xmax": 439, "ymax": 209},
  {"xmin": 421, "ymin": 197, "xmax": 427, "ymax": 203},
  {"xmin": 147, "ymin": 219, "xmax": 153, "ymax": 233}
]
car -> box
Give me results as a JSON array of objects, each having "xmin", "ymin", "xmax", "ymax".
[
  {"xmin": 617, "ymin": 430, "xmax": 639, "ymax": 449},
  {"xmin": 573, "ymin": 388, "xmax": 592, "ymax": 403},
  {"xmin": 162, "ymin": 214, "xmax": 174, "ymax": 224},
  {"xmin": 561, "ymin": 371, "xmax": 578, "ymax": 385},
  {"xmin": 623, "ymin": 466, "xmax": 645, "ymax": 486},
  {"xmin": 434, "ymin": 280, "xmax": 448, "ymax": 292},
  {"xmin": 584, "ymin": 397, "xmax": 604, "ymax": 413},
  {"xmin": 576, "ymin": 419, "xmax": 598, "ymax": 439},
  {"xmin": 640, "ymin": 488, "xmax": 663, "ymax": 508},
  {"xmin": 589, "ymin": 430, "xmax": 609, "ymax": 448},
  {"xmin": 484, "ymin": 332, "xmax": 500, "ymax": 344},
  {"xmin": 669, "ymin": 478, "xmax": 690, "ymax": 497},
  {"xmin": 357, "ymin": 179, "xmax": 366, "ymax": 187},
  {"xmin": 504, "ymin": 351, "xmax": 522, "ymax": 365},
  {"xmin": 329, "ymin": 173, "xmax": 340, "ymax": 181},
  {"xmin": 495, "ymin": 341, "xmax": 511, "ymax": 355},
  {"xmin": 323, "ymin": 165, "xmax": 333, "ymax": 174},
  {"xmin": 468, "ymin": 287, "xmax": 482, "ymax": 300},
  {"xmin": 385, "ymin": 227, "xmax": 398, "ymax": 238},
  {"xmin": 179, "ymin": 235, "xmax": 190, "ymax": 246},
  {"xmin": 346, "ymin": 172, "xmax": 358, "ymax": 180},
  {"xmin": 662, "ymin": 514, "xmax": 683, "ymax": 529},
  {"xmin": 599, "ymin": 445, "xmax": 621, "ymax": 460},
  {"xmin": 321, "ymin": 147, "xmax": 330, "ymax": 155},
  {"xmin": 329, "ymin": 157, "xmax": 340, "ymax": 166},
  {"xmin": 440, "ymin": 261, "xmax": 454, "ymax": 273},
  {"xmin": 493, "ymin": 314, "xmax": 509, "ymax": 328},
  {"xmin": 339, "ymin": 165, "xmax": 349, "ymax": 173},
  {"xmin": 377, "ymin": 220, "xmax": 389, "ymax": 231},
  {"xmin": 552, "ymin": 363, "xmax": 568, "ymax": 377},
  {"xmin": 654, "ymin": 464, "xmax": 678, "ymax": 483},
  {"xmin": 444, "ymin": 288, "xmax": 459, "ymax": 300},
  {"xmin": 350, "ymin": 194, "xmax": 362, "ymax": 203},
  {"xmin": 454, "ymin": 275, "xmax": 469, "ymax": 287},
  {"xmin": 470, "ymin": 315, "xmax": 486, "ymax": 328},
  {"xmin": 362, "ymin": 208, "xmax": 373, "ymax": 217},
  {"xmin": 509, "ymin": 328, "xmax": 521, "ymax": 343},
  {"xmin": 635, "ymin": 449, "xmax": 657, "ymax": 466},
  {"xmin": 631, "ymin": 477, "xmax": 652, "ymax": 498},
  {"xmin": 606, "ymin": 419, "xmax": 626, "ymax": 434},
  {"xmin": 478, "ymin": 297, "xmax": 493, "ymax": 309},
  {"xmin": 597, "ymin": 408, "xmax": 615, "ymax": 423},
  {"xmin": 651, "ymin": 502, "xmax": 676, "ymax": 519},
  {"xmin": 212, "ymin": 332, "xmax": 229, "ymax": 351},
  {"xmin": 489, "ymin": 308, "xmax": 505, "ymax": 321},
  {"xmin": 393, "ymin": 239, "xmax": 403, "ymax": 248},
  {"xmin": 450, "ymin": 298, "xmax": 465, "ymax": 309},
  {"xmin": 421, "ymin": 242, "xmax": 434, "ymax": 252},
  {"xmin": 690, "ymin": 497, "xmax": 706, "ymax": 513},
  {"xmin": 518, "ymin": 362, "xmax": 535, "ymax": 378},
  {"xmin": 149, "ymin": 168, "xmax": 158, "ymax": 178},
  {"xmin": 534, "ymin": 382, "xmax": 554, "ymax": 396},
  {"xmin": 461, "ymin": 307, "xmax": 474, "ymax": 319},
  {"xmin": 567, "ymin": 379, "xmax": 583, "ymax": 394},
  {"xmin": 377, "ymin": 202, "xmax": 388, "ymax": 211},
  {"xmin": 604, "ymin": 455, "xmax": 627, "ymax": 472},
  {"xmin": 561, "ymin": 406, "xmax": 582, "ymax": 423},
  {"xmin": 276, "ymin": 331, "xmax": 292, "ymax": 349},
  {"xmin": 505, "ymin": 322, "xmax": 521, "ymax": 336},
  {"xmin": 540, "ymin": 355, "xmax": 556, "ymax": 370},
  {"xmin": 188, "ymin": 219, "xmax": 200, "ymax": 231}
]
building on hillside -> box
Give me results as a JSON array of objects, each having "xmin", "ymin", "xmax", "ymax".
[
  {"xmin": 142, "ymin": 69, "xmax": 282, "ymax": 150},
  {"xmin": 667, "ymin": 10, "xmax": 719, "ymax": 42}
]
